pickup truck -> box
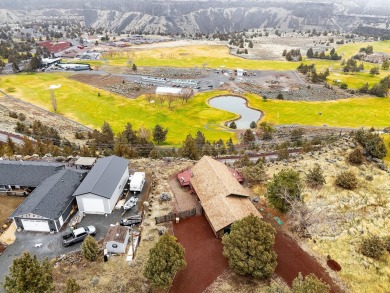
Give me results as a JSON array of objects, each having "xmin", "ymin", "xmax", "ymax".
[{"xmin": 62, "ymin": 225, "xmax": 96, "ymax": 247}]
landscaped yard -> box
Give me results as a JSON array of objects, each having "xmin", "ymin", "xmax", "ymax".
[{"xmin": 1, "ymin": 73, "xmax": 389, "ymax": 145}]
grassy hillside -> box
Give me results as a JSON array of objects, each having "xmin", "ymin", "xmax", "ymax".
[{"xmin": 1, "ymin": 73, "xmax": 389, "ymax": 145}]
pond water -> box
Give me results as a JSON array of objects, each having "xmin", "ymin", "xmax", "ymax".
[{"xmin": 208, "ymin": 95, "xmax": 262, "ymax": 129}]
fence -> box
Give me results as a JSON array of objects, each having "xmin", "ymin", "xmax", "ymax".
[{"xmin": 155, "ymin": 207, "xmax": 196, "ymax": 224}]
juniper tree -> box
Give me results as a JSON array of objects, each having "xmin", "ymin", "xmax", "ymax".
[
  {"xmin": 152, "ymin": 124, "xmax": 168, "ymax": 144},
  {"xmin": 81, "ymin": 235, "xmax": 99, "ymax": 261},
  {"xmin": 222, "ymin": 214, "xmax": 277, "ymax": 279},
  {"xmin": 143, "ymin": 233, "xmax": 186, "ymax": 289},
  {"xmin": 2, "ymin": 251, "xmax": 54, "ymax": 293},
  {"xmin": 266, "ymin": 169, "xmax": 303, "ymax": 213}
]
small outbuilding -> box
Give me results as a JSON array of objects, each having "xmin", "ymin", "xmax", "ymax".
[
  {"xmin": 104, "ymin": 225, "xmax": 130, "ymax": 254},
  {"xmin": 74, "ymin": 157, "xmax": 97, "ymax": 169},
  {"xmin": 73, "ymin": 156, "xmax": 129, "ymax": 214},
  {"xmin": 10, "ymin": 169, "xmax": 87, "ymax": 232}
]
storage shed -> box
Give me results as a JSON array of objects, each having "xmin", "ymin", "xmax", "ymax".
[
  {"xmin": 10, "ymin": 169, "xmax": 87, "ymax": 232},
  {"xmin": 104, "ymin": 225, "xmax": 130, "ymax": 254},
  {"xmin": 73, "ymin": 156, "xmax": 129, "ymax": 214}
]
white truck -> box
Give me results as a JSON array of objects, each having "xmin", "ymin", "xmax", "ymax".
[{"xmin": 129, "ymin": 172, "xmax": 145, "ymax": 193}]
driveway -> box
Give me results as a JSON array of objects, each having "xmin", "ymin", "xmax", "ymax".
[{"xmin": 0, "ymin": 206, "xmax": 141, "ymax": 285}]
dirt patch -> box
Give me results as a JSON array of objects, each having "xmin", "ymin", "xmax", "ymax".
[
  {"xmin": 70, "ymin": 73, "xmax": 155, "ymax": 99},
  {"xmin": 128, "ymin": 67, "xmax": 208, "ymax": 79},
  {"xmin": 0, "ymin": 195, "xmax": 25, "ymax": 225},
  {"xmin": 327, "ymin": 259, "xmax": 342, "ymax": 272},
  {"xmin": 170, "ymin": 215, "xmax": 228, "ymax": 293}
]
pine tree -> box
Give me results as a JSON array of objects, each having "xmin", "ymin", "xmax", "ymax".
[
  {"xmin": 81, "ymin": 235, "xmax": 98, "ymax": 261},
  {"xmin": 2, "ymin": 251, "xmax": 54, "ymax": 293},
  {"xmin": 222, "ymin": 214, "xmax": 277, "ymax": 279},
  {"xmin": 242, "ymin": 129, "xmax": 255, "ymax": 144},
  {"xmin": 152, "ymin": 124, "xmax": 168, "ymax": 144},
  {"xmin": 179, "ymin": 134, "xmax": 199, "ymax": 160},
  {"xmin": 144, "ymin": 233, "xmax": 186, "ymax": 289}
]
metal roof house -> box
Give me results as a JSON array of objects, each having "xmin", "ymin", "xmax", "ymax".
[
  {"xmin": 10, "ymin": 169, "xmax": 87, "ymax": 233},
  {"xmin": 0, "ymin": 160, "xmax": 65, "ymax": 190},
  {"xmin": 73, "ymin": 156, "xmax": 129, "ymax": 214},
  {"xmin": 190, "ymin": 156, "xmax": 261, "ymax": 238}
]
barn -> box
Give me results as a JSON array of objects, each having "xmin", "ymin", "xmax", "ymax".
[
  {"xmin": 10, "ymin": 169, "xmax": 87, "ymax": 233},
  {"xmin": 190, "ymin": 156, "xmax": 261, "ymax": 237},
  {"xmin": 73, "ymin": 156, "xmax": 129, "ymax": 214}
]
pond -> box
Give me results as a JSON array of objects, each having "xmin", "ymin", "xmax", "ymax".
[{"xmin": 208, "ymin": 95, "xmax": 262, "ymax": 129}]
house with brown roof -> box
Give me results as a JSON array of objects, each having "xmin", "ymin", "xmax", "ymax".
[
  {"xmin": 103, "ymin": 225, "xmax": 129, "ymax": 254},
  {"xmin": 190, "ymin": 156, "xmax": 262, "ymax": 237}
]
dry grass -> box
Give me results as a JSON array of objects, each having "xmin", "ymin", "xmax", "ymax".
[
  {"xmin": 0, "ymin": 196, "xmax": 24, "ymax": 225},
  {"xmin": 258, "ymin": 142, "xmax": 390, "ymax": 293}
]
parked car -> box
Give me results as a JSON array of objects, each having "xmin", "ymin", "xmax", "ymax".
[
  {"xmin": 120, "ymin": 214, "xmax": 142, "ymax": 226},
  {"xmin": 62, "ymin": 225, "xmax": 96, "ymax": 247}
]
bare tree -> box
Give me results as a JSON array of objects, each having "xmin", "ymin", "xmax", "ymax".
[
  {"xmin": 167, "ymin": 94, "xmax": 177, "ymax": 109},
  {"xmin": 179, "ymin": 88, "xmax": 193, "ymax": 104},
  {"xmin": 138, "ymin": 127, "xmax": 151, "ymax": 141},
  {"xmin": 145, "ymin": 93, "xmax": 154, "ymax": 103},
  {"xmin": 156, "ymin": 95, "xmax": 166, "ymax": 106}
]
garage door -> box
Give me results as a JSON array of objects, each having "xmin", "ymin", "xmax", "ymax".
[
  {"xmin": 21, "ymin": 219, "xmax": 50, "ymax": 232},
  {"xmin": 82, "ymin": 197, "xmax": 106, "ymax": 213}
]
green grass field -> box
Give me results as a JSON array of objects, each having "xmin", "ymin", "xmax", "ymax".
[
  {"xmin": 336, "ymin": 40, "xmax": 390, "ymax": 59},
  {"xmin": 1, "ymin": 73, "xmax": 389, "ymax": 145}
]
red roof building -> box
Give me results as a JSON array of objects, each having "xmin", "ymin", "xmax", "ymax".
[
  {"xmin": 177, "ymin": 166, "xmax": 243, "ymax": 187},
  {"xmin": 38, "ymin": 41, "xmax": 72, "ymax": 54}
]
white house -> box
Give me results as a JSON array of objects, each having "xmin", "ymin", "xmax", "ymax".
[
  {"xmin": 73, "ymin": 156, "xmax": 129, "ymax": 214},
  {"xmin": 104, "ymin": 225, "xmax": 130, "ymax": 254}
]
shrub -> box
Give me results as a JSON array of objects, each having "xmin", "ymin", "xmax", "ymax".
[
  {"xmin": 354, "ymin": 129, "xmax": 387, "ymax": 159},
  {"xmin": 276, "ymin": 93, "xmax": 284, "ymax": 100},
  {"xmin": 81, "ymin": 235, "xmax": 98, "ymax": 261},
  {"xmin": 17, "ymin": 113, "xmax": 26, "ymax": 121},
  {"xmin": 250, "ymin": 121, "xmax": 257, "ymax": 129},
  {"xmin": 360, "ymin": 235, "xmax": 386, "ymax": 259},
  {"xmin": 383, "ymin": 236, "xmax": 390, "ymax": 253},
  {"xmin": 65, "ymin": 277, "xmax": 80, "ymax": 293},
  {"xmin": 335, "ymin": 171, "xmax": 358, "ymax": 190},
  {"xmin": 291, "ymin": 273, "xmax": 330, "ymax": 293},
  {"xmin": 222, "ymin": 214, "xmax": 277, "ymax": 279},
  {"xmin": 305, "ymin": 164, "xmax": 326, "ymax": 188},
  {"xmin": 8, "ymin": 111, "xmax": 17, "ymax": 118},
  {"xmin": 348, "ymin": 148, "xmax": 364, "ymax": 164},
  {"xmin": 74, "ymin": 132, "xmax": 85, "ymax": 139}
]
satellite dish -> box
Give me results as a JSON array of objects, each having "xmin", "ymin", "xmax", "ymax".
[{"xmin": 48, "ymin": 84, "xmax": 61, "ymax": 90}]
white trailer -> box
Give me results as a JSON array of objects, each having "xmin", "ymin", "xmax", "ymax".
[{"xmin": 129, "ymin": 172, "xmax": 145, "ymax": 193}]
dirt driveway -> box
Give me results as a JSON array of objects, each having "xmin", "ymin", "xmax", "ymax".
[{"xmin": 170, "ymin": 215, "xmax": 228, "ymax": 293}]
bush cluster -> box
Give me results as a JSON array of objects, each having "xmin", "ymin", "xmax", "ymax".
[
  {"xmin": 335, "ymin": 171, "xmax": 358, "ymax": 190},
  {"xmin": 360, "ymin": 235, "xmax": 386, "ymax": 259},
  {"xmin": 348, "ymin": 148, "xmax": 364, "ymax": 164},
  {"xmin": 305, "ymin": 164, "xmax": 326, "ymax": 188},
  {"xmin": 354, "ymin": 129, "xmax": 387, "ymax": 159}
]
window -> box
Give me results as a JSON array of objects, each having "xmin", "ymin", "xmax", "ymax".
[{"xmin": 112, "ymin": 244, "xmax": 118, "ymax": 248}]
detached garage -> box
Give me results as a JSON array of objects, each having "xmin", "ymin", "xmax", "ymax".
[
  {"xmin": 11, "ymin": 169, "xmax": 87, "ymax": 233},
  {"xmin": 73, "ymin": 156, "xmax": 129, "ymax": 214}
]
